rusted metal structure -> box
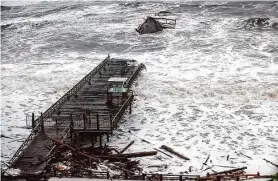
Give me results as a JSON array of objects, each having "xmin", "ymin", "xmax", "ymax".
[
  {"xmin": 5, "ymin": 55, "xmax": 146, "ymax": 176},
  {"xmin": 154, "ymin": 11, "xmax": 176, "ymax": 29}
]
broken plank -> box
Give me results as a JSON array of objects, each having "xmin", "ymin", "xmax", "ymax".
[
  {"xmin": 118, "ymin": 151, "xmax": 157, "ymax": 158},
  {"xmin": 48, "ymin": 137, "xmax": 99, "ymax": 162},
  {"xmin": 263, "ymin": 158, "xmax": 278, "ymax": 168},
  {"xmin": 154, "ymin": 148, "xmax": 173, "ymax": 158},
  {"xmin": 160, "ymin": 145, "xmax": 190, "ymax": 161},
  {"xmin": 119, "ymin": 140, "xmax": 135, "ymax": 154}
]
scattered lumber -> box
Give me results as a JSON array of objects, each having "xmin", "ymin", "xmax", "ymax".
[
  {"xmin": 209, "ymin": 166, "xmax": 247, "ymax": 175},
  {"xmin": 48, "ymin": 137, "xmax": 99, "ymax": 162},
  {"xmin": 263, "ymin": 158, "xmax": 278, "ymax": 168},
  {"xmin": 119, "ymin": 140, "xmax": 135, "ymax": 154},
  {"xmin": 160, "ymin": 145, "xmax": 190, "ymax": 160}
]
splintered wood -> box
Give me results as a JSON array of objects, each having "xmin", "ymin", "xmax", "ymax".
[{"xmin": 45, "ymin": 138, "xmax": 157, "ymax": 179}]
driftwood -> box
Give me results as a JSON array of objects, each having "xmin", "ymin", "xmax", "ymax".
[
  {"xmin": 209, "ymin": 167, "xmax": 247, "ymax": 175},
  {"xmin": 160, "ymin": 145, "xmax": 190, "ymax": 160},
  {"xmin": 237, "ymin": 151, "xmax": 252, "ymax": 159},
  {"xmin": 214, "ymin": 165, "xmax": 237, "ymax": 168},
  {"xmin": 119, "ymin": 151, "xmax": 157, "ymax": 158},
  {"xmin": 95, "ymin": 151, "xmax": 157, "ymax": 160},
  {"xmin": 119, "ymin": 140, "xmax": 135, "ymax": 154},
  {"xmin": 154, "ymin": 148, "xmax": 173, "ymax": 158},
  {"xmin": 201, "ymin": 155, "xmax": 210, "ymax": 170},
  {"xmin": 140, "ymin": 138, "xmax": 151, "ymax": 144},
  {"xmin": 263, "ymin": 158, "xmax": 278, "ymax": 168}
]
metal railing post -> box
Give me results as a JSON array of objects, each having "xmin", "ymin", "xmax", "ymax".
[
  {"xmin": 179, "ymin": 175, "xmax": 182, "ymax": 181},
  {"xmin": 31, "ymin": 113, "xmax": 35, "ymax": 129},
  {"xmin": 41, "ymin": 113, "xmax": 44, "ymax": 133},
  {"xmin": 110, "ymin": 114, "xmax": 113, "ymax": 134},
  {"xmin": 97, "ymin": 114, "xmax": 99, "ymax": 130},
  {"xmin": 83, "ymin": 114, "xmax": 86, "ymax": 130}
]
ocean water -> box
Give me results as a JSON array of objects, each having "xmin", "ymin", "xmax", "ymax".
[{"xmin": 1, "ymin": 0, "xmax": 278, "ymax": 176}]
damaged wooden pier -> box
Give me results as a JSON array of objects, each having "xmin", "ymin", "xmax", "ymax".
[{"xmin": 6, "ymin": 55, "xmax": 146, "ymax": 175}]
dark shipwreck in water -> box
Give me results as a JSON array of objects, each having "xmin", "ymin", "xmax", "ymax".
[
  {"xmin": 136, "ymin": 12, "xmax": 176, "ymax": 34},
  {"xmin": 136, "ymin": 17, "xmax": 163, "ymax": 35}
]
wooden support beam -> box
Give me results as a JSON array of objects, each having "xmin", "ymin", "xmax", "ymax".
[
  {"xmin": 83, "ymin": 114, "xmax": 86, "ymax": 130},
  {"xmin": 70, "ymin": 114, "xmax": 73, "ymax": 142},
  {"xmin": 91, "ymin": 135, "xmax": 94, "ymax": 147},
  {"xmin": 55, "ymin": 118, "xmax": 58, "ymax": 137},
  {"xmin": 99, "ymin": 134, "xmax": 102, "ymax": 148},
  {"xmin": 110, "ymin": 114, "xmax": 113, "ymax": 134},
  {"xmin": 88, "ymin": 109, "xmax": 91, "ymax": 126}
]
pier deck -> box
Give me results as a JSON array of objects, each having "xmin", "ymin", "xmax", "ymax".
[{"xmin": 8, "ymin": 55, "xmax": 145, "ymax": 174}]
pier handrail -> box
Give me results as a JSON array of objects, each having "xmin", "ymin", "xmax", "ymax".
[
  {"xmin": 8, "ymin": 118, "xmax": 42, "ymax": 165},
  {"xmin": 111, "ymin": 94, "xmax": 134, "ymax": 128},
  {"xmin": 109, "ymin": 63, "xmax": 145, "ymax": 130},
  {"xmin": 125, "ymin": 63, "xmax": 146, "ymax": 88},
  {"xmin": 37, "ymin": 55, "xmax": 110, "ymax": 126},
  {"xmin": 8, "ymin": 55, "xmax": 110, "ymax": 166}
]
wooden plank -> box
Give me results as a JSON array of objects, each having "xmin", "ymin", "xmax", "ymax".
[{"xmin": 160, "ymin": 145, "xmax": 190, "ymax": 161}]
